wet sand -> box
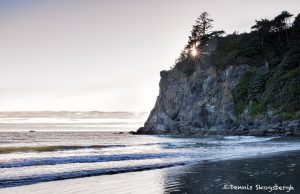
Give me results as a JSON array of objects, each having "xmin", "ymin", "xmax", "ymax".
[{"xmin": 1, "ymin": 150, "xmax": 300, "ymax": 194}]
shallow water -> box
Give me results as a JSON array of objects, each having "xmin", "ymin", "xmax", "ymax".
[
  {"xmin": 1, "ymin": 132, "xmax": 300, "ymax": 190},
  {"xmin": 2, "ymin": 151, "xmax": 300, "ymax": 194}
]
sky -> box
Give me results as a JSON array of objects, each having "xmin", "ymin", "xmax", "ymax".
[{"xmin": 0, "ymin": 0, "xmax": 299, "ymax": 112}]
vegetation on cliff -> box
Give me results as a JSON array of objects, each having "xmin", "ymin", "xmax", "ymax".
[{"xmin": 175, "ymin": 11, "xmax": 300, "ymax": 120}]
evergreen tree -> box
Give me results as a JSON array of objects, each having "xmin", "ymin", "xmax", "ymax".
[
  {"xmin": 251, "ymin": 19, "xmax": 272, "ymax": 45},
  {"xmin": 271, "ymin": 11, "xmax": 293, "ymax": 42},
  {"xmin": 185, "ymin": 12, "xmax": 214, "ymax": 51},
  {"xmin": 292, "ymin": 14, "xmax": 300, "ymax": 39}
]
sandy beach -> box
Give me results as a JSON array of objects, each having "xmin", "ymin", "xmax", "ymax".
[
  {"xmin": 0, "ymin": 168, "xmax": 167, "ymax": 194},
  {"xmin": 1, "ymin": 150, "xmax": 300, "ymax": 194}
]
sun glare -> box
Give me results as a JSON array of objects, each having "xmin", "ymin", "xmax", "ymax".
[{"xmin": 191, "ymin": 47, "xmax": 198, "ymax": 57}]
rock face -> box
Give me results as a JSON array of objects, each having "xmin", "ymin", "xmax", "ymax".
[
  {"xmin": 138, "ymin": 60, "xmax": 248, "ymax": 135},
  {"xmin": 137, "ymin": 52, "xmax": 299, "ymax": 136}
]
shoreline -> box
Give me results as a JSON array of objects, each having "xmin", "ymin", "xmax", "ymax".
[
  {"xmin": 1, "ymin": 149, "xmax": 300, "ymax": 194},
  {"xmin": 136, "ymin": 126, "xmax": 300, "ymax": 136}
]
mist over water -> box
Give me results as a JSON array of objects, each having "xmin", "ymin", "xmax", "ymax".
[{"xmin": 0, "ymin": 111, "xmax": 147, "ymax": 132}]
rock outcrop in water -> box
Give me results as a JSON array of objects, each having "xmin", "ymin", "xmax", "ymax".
[{"xmin": 137, "ymin": 12, "xmax": 300, "ymax": 136}]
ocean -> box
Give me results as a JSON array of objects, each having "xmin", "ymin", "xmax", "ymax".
[
  {"xmin": 0, "ymin": 112, "xmax": 300, "ymax": 193},
  {"xmin": 0, "ymin": 111, "xmax": 147, "ymax": 132}
]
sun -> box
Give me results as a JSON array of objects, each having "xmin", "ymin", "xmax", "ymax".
[{"xmin": 190, "ymin": 47, "xmax": 198, "ymax": 57}]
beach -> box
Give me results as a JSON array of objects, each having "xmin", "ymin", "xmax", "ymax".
[
  {"xmin": 1, "ymin": 149, "xmax": 299, "ymax": 194},
  {"xmin": 1, "ymin": 131, "xmax": 300, "ymax": 193}
]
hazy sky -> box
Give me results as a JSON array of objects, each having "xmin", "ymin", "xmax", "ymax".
[{"xmin": 0, "ymin": 0, "xmax": 299, "ymax": 112}]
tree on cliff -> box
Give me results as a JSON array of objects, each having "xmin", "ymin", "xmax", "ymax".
[
  {"xmin": 185, "ymin": 12, "xmax": 214, "ymax": 51},
  {"xmin": 271, "ymin": 11, "xmax": 293, "ymax": 42},
  {"xmin": 251, "ymin": 11, "xmax": 293, "ymax": 43},
  {"xmin": 175, "ymin": 12, "xmax": 223, "ymax": 65},
  {"xmin": 251, "ymin": 19, "xmax": 272, "ymax": 45},
  {"xmin": 292, "ymin": 13, "xmax": 300, "ymax": 38}
]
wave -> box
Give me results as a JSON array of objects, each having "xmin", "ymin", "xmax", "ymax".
[
  {"xmin": 159, "ymin": 136, "xmax": 278, "ymax": 149},
  {"xmin": 0, "ymin": 152, "xmax": 181, "ymax": 168},
  {"xmin": 0, "ymin": 136, "xmax": 278, "ymax": 154},
  {"xmin": 221, "ymin": 136, "xmax": 279, "ymax": 144},
  {"xmin": 0, "ymin": 145, "xmax": 124, "ymax": 154},
  {"xmin": 0, "ymin": 134, "xmax": 298, "ymax": 190},
  {"xmin": 0, "ymin": 161, "xmax": 186, "ymax": 188},
  {"xmin": 0, "ymin": 142, "xmax": 177, "ymax": 154}
]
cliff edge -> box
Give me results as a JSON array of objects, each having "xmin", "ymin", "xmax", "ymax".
[{"xmin": 137, "ymin": 12, "xmax": 300, "ymax": 136}]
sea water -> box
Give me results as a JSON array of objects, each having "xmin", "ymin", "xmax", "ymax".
[
  {"xmin": 0, "ymin": 112, "xmax": 300, "ymax": 192},
  {"xmin": 1, "ymin": 132, "xmax": 300, "ymax": 188}
]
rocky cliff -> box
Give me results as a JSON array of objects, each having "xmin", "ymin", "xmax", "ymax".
[
  {"xmin": 138, "ymin": 12, "xmax": 300, "ymax": 136},
  {"xmin": 137, "ymin": 40, "xmax": 300, "ymax": 136}
]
